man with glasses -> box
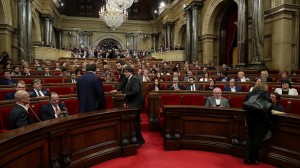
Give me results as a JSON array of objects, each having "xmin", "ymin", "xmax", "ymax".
[
  {"xmin": 28, "ymin": 79, "xmax": 50, "ymax": 98},
  {"xmin": 5, "ymin": 80, "xmax": 26, "ymax": 100},
  {"xmin": 205, "ymin": 87, "xmax": 230, "ymax": 107}
]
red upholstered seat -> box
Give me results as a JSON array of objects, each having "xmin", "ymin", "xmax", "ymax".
[
  {"xmin": 48, "ymin": 86, "xmax": 75, "ymax": 95},
  {"xmin": 0, "ymin": 106, "xmax": 13, "ymax": 130},
  {"xmin": 105, "ymin": 95, "xmax": 114, "ymax": 109},
  {"xmin": 230, "ymin": 95, "xmax": 246, "ymax": 108},
  {"xmin": 103, "ymin": 85, "xmax": 114, "ymax": 92},
  {"xmin": 31, "ymin": 101, "xmax": 48, "ymax": 122},
  {"xmin": 62, "ymin": 98, "xmax": 79, "ymax": 115},
  {"xmin": 43, "ymin": 78, "xmax": 64, "ymax": 83},
  {"xmin": 289, "ymin": 99, "xmax": 300, "ymax": 115},
  {"xmin": 241, "ymin": 85, "xmax": 249, "ymax": 92},
  {"xmin": 182, "ymin": 94, "xmax": 205, "ymax": 106},
  {"xmin": 21, "ymin": 78, "xmax": 34, "ymax": 85},
  {"xmin": 159, "ymin": 95, "xmax": 182, "ymax": 129},
  {"xmin": 279, "ymin": 99, "xmax": 289, "ymax": 113},
  {"xmin": 0, "ymin": 88, "xmax": 15, "ymax": 101}
]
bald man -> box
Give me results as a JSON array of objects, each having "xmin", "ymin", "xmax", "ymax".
[
  {"xmin": 9, "ymin": 90, "xmax": 33, "ymax": 129},
  {"xmin": 205, "ymin": 87, "xmax": 230, "ymax": 107}
]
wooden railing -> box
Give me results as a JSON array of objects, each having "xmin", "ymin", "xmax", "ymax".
[
  {"xmin": 163, "ymin": 105, "xmax": 300, "ymax": 168},
  {"xmin": 0, "ymin": 108, "xmax": 138, "ymax": 168}
]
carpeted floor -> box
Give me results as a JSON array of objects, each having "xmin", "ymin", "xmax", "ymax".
[{"xmin": 91, "ymin": 114, "xmax": 276, "ymax": 168}]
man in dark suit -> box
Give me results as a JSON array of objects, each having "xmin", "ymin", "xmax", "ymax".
[
  {"xmin": 168, "ymin": 77, "xmax": 184, "ymax": 90},
  {"xmin": 0, "ymin": 70, "xmax": 17, "ymax": 85},
  {"xmin": 39, "ymin": 92, "xmax": 68, "ymax": 121},
  {"xmin": 205, "ymin": 87, "xmax": 230, "ymax": 107},
  {"xmin": 9, "ymin": 90, "xmax": 33, "ymax": 129},
  {"xmin": 111, "ymin": 60, "xmax": 127, "ymax": 93},
  {"xmin": 123, "ymin": 65, "xmax": 145, "ymax": 147},
  {"xmin": 66, "ymin": 72, "xmax": 77, "ymax": 83},
  {"xmin": 185, "ymin": 76, "xmax": 201, "ymax": 91},
  {"xmin": 224, "ymin": 78, "xmax": 243, "ymax": 92},
  {"xmin": 28, "ymin": 79, "xmax": 50, "ymax": 98},
  {"xmin": 5, "ymin": 80, "xmax": 26, "ymax": 100},
  {"xmin": 43, "ymin": 67, "xmax": 52, "ymax": 76},
  {"xmin": 76, "ymin": 63, "xmax": 106, "ymax": 113}
]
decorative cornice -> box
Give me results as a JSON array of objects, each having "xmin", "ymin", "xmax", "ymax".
[
  {"xmin": 199, "ymin": 34, "xmax": 217, "ymax": 40},
  {"xmin": 185, "ymin": 0, "xmax": 204, "ymax": 11},
  {"xmin": 163, "ymin": 22, "xmax": 175, "ymax": 28},
  {"xmin": 265, "ymin": 4, "xmax": 300, "ymax": 18},
  {"xmin": 0, "ymin": 24, "xmax": 17, "ymax": 34}
]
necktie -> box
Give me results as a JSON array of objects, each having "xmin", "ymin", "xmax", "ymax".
[
  {"xmin": 37, "ymin": 90, "xmax": 41, "ymax": 97},
  {"xmin": 193, "ymin": 85, "xmax": 196, "ymax": 91},
  {"xmin": 55, "ymin": 105, "xmax": 60, "ymax": 117}
]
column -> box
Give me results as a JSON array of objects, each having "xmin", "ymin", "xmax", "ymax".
[
  {"xmin": 191, "ymin": 2, "xmax": 201, "ymax": 63},
  {"xmin": 56, "ymin": 29, "xmax": 63, "ymax": 49},
  {"xmin": 164, "ymin": 26, "xmax": 167, "ymax": 49},
  {"xmin": 237, "ymin": 0, "xmax": 248, "ymax": 69},
  {"xmin": 78, "ymin": 31, "xmax": 85, "ymax": 47},
  {"xmin": 252, "ymin": 0, "xmax": 264, "ymax": 63},
  {"xmin": 49, "ymin": 20, "xmax": 53, "ymax": 46},
  {"xmin": 18, "ymin": 0, "xmax": 27, "ymax": 61},
  {"xmin": 185, "ymin": 7, "xmax": 192, "ymax": 63},
  {"xmin": 126, "ymin": 34, "xmax": 132, "ymax": 49},
  {"xmin": 27, "ymin": 0, "xmax": 33, "ymax": 62},
  {"xmin": 87, "ymin": 32, "xmax": 93, "ymax": 49},
  {"xmin": 152, "ymin": 33, "xmax": 158, "ymax": 51},
  {"xmin": 43, "ymin": 17, "xmax": 50, "ymax": 46},
  {"xmin": 133, "ymin": 33, "xmax": 139, "ymax": 50},
  {"xmin": 166, "ymin": 23, "xmax": 172, "ymax": 49}
]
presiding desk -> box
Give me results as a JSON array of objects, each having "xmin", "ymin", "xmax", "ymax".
[
  {"xmin": 163, "ymin": 105, "xmax": 300, "ymax": 168},
  {"xmin": 0, "ymin": 108, "xmax": 138, "ymax": 168}
]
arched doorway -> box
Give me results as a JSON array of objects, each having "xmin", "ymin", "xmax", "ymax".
[
  {"xmin": 177, "ymin": 25, "xmax": 186, "ymax": 50},
  {"xmin": 219, "ymin": 2, "xmax": 238, "ymax": 66},
  {"xmin": 97, "ymin": 38, "xmax": 122, "ymax": 50}
]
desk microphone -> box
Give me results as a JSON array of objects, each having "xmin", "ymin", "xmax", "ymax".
[{"xmin": 29, "ymin": 105, "xmax": 41, "ymax": 122}]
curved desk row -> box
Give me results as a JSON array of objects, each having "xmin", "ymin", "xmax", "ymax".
[
  {"xmin": 0, "ymin": 108, "xmax": 137, "ymax": 168},
  {"xmin": 163, "ymin": 105, "xmax": 300, "ymax": 168}
]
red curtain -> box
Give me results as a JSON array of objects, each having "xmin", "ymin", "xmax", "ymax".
[{"xmin": 225, "ymin": 10, "xmax": 238, "ymax": 65}]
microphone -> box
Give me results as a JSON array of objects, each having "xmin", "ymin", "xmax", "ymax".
[{"xmin": 29, "ymin": 105, "xmax": 41, "ymax": 122}]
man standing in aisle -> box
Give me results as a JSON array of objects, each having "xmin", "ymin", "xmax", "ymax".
[
  {"xmin": 76, "ymin": 63, "xmax": 106, "ymax": 113},
  {"xmin": 123, "ymin": 65, "xmax": 145, "ymax": 147}
]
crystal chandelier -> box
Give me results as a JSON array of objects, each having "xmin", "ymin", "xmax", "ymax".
[
  {"xmin": 99, "ymin": 1, "xmax": 128, "ymax": 30},
  {"xmin": 107, "ymin": 0, "xmax": 134, "ymax": 10}
]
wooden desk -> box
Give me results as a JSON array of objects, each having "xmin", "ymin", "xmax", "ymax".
[
  {"xmin": 163, "ymin": 105, "xmax": 300, "ymax": 168},
  {"xmin": 0, "ymin": 108, "xmax": 137, "ymax": 168}
]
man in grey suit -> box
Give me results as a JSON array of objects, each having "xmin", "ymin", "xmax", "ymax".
[
  {"xmin": 205, "ymin": 87, "xmax": 230, "ymax": 107},
  {"xmin": 123, "ymin": 65, "xmax": 145, "ymax": 147}
]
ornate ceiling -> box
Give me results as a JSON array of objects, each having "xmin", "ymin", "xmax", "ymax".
[{"xmin": 58, "ymin": 0, "xmax": 159, "ymax": 20}]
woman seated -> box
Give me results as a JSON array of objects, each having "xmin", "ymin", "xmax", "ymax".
[
  {"xmin": 275, "ymin": 80, "xmax": 298, "ymax": 95},
  {"xmin": 199, "ymin": 72, "xmax": 212, "ymax": 82},
  {"xmin": 205, "ymin": 80, "xmax": 216, "ymax": 91},
  {"xmin": 249, "ymin": 78, "xmax": 262, "ymax": 92},
  {"xmin": 150, "ymin": 78, "xmax": 162, "ymax": 91},
  {"xmin": 277, "ymin": 71, "xmax": 291, "ymax": 83},
  {"xmin": 155, "ymin": 73, "xmax": 164, "ymax": 82},
  {"xmin": 105, "ymin": 74, "xmax": 113, "ymax": 83}
]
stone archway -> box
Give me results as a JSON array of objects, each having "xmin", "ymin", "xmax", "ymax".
[
  {"xmin": 32, "ymin": 9, "xmax": 42, "ymax": 43},
  {"xmin": 174, "ymin": 18, "xmax": 186, "ymax": 49},
  {"xmin": 0, "ymin": 0, "xmax": 12, "ymax": 25},
  {"xmin": 94, "ymin": 35, "xmax": 125, "ymax": 50},
  {"xmin": 201, "ymin": 0, "xmax": 238, "ymax": 65},
  {"xmin": 97, "ymin": 38, "xmax": 122, "ymax": 50}
]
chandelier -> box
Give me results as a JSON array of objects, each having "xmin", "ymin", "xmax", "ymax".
[
  {"xmin": 99, "ymin": 0, "xmax": 135, "ymax": 30},
  {"xmin": 108, "ymin": 0, "xmax": 134, "ymax": 10}
]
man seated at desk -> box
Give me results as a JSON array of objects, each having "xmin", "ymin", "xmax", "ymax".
[{"xmin": 205, "ymin": 87, "xmax": 230, "ymax": 107}]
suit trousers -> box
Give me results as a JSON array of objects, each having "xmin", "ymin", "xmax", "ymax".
[{"xmin": 135, "ymin": 109, "xmax": 144, "ymax": 144}]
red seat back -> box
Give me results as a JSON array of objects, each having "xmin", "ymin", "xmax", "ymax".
[
  {"xmin": 289, "ymin": 99, "xmax": 300, "ymax": 115},
  {"xmin": 230, "ymin": 95, "xmax": 246, "ymax": 108},
  {"xmin": 0, "ymin": 106, "xmax": 13, "ymax": 130},
  {"xmin": 182, "ymin": 94, "xmax": 205, "ymax": 106},
  {"xmin": 103, "ymin": 85, "xmax": 114, "ymax": 92},
  {"xmin": 0, "ymin": 89, "xmax": 15, "ymax": 101},
  {"xmin": 43, "ymin": 78, "xmax": 64, "ymax": 83},
  {"xmin": 105, "ymin": 95, "xmax": 114, "ymax": 109},
  {"xmin": 31, "ymin": 101, "xmax": 48, "ymax": 122},
  {"xmin": 62, "ymin": 98, "xmax": 79, "ymax": 115},
  {"xmin": 48, "ymin": 86, "xmax": 75, "ymax": 95},
  {"xmin": 160, "ymin": 95, "xmax": 181, "ymax": 106}
]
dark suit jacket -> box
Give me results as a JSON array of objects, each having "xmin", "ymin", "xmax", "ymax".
[
  {"xmin": 76, "ymin": 72, "xmax": 106, "ymax": 113},
  {"xmin": 168, "ymin": 83, "xmax": 184, "ymax": 90},
  {"xmin": 224, "ymin": 85, "xmax": 243, "ymax": 92},
  {"xmin": 124, "ymin": 75, "xmax": 143, "ymax": 110},
  {"xmin": 9, "ymin": 104, "xmax": 33, "ymax": 129},
  {"xmin": 28, "ymin": 89, "xmax": 50, "ymax": 98},
  {"xmin": 5, "ymin": 91, "xmax": 16, "ymax": 100},
  {"xmin": 117, "ymin": 70, "xmax": 128, "ymax": 92},
  {"xmin": 0, "ymin": 78, "xmax": 17, "ymax": 85},
  {"xmin": 39, "ymin": 103, "xmax": 65, "ymax": 121},
  {"xmin": 185, "ymin": 84, "xmax": 201, "ymax": 91}
]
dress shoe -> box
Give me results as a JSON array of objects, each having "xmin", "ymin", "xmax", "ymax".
[{"xmin": 244, "ymin": 160, "xmax": 259, "ymax": 165}]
